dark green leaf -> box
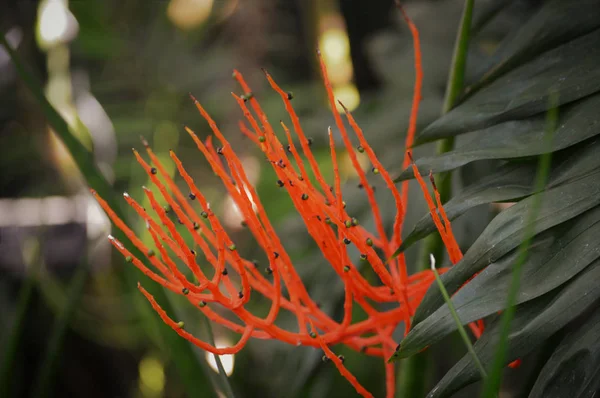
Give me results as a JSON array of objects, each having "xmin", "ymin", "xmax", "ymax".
[
  {"xmin": 412, "ymin": 170, "xmax": 600, "ymax": 326},
  {"xmin": 529, "ymin": 308, "xmax": 600, "ymax": 398},
  {"xmin": 466, "ymin": 0, "xmax": 600, "ymax": 97},
  {"xmin": 394, "ymin": 205, "xmax": 600, "ymax": 359},
  {"xmin": 399, "ymin": 137, "xmax": 600, "ymax": 252},
  {"xmin": 427, "ymin": 258, "xmax": 600, "ymax": 398},
  {"xmin": 396, "ymin": 93, "xmax": 600, "ymax": 181},
  {"xmin": 415, "ymin": 28, "xmax": 600, "ymax": 144}
]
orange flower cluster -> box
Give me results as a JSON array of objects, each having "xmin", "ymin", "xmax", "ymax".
[{"xmin": 91, "ymin": 7, "xmax": 475, "ymax": 398}]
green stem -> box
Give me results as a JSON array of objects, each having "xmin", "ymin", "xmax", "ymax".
[
  {"xmin": 481, "ymin": 94, "xmax": 557, "ymax": 398},
  {"xmin": 201, "ymin": 317, "xmax": 236, "ymax": 398},
  {"xmin": 397, "ymin": 1, "xmax": 474, "ymax": 396},
  {"xmin": 431, "ymin": 255, "xmax": 487, "ymax": 379}
]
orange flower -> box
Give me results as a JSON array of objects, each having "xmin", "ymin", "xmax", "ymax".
[{"xmin": 91, "ymin": 6, "xmax": 471, "ymax": 398}]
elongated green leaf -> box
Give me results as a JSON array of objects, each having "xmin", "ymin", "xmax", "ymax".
[
  {"xmin": 529, "ymin": 308, "xmax": 600, "ymax": 398},
  {"xmin": 427, "ymin": 258, "xmax": 600, "ymax": 398},
  {"xmin": 399, "ymin": 136, "xmax": 600, "ymax": 252},
  {"xmin": 394, "ymin": 204, "xmax": 600, "ymax": 359},
  {"xmin": 412, "ymin": 170, "xmax": 600, "ymax": 326},
  {"xmin": 415, "ymin": 28, "xmax": 600, "ymax": 144},
  {"xmin": 396, "ymin": 93, "xmax": 600, "ymax": 181},
  {"xmin": 466, "ymin": 0, "xmax": 600, "ymax": 98}
]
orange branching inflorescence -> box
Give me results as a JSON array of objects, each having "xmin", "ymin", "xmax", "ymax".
[{"xmin": 90, "ymin": 8, "xmax": 478, "ymax": 398}]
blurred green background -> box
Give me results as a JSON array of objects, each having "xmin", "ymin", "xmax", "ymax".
[{"xmin": 0, "ymin": 1, "xmax": 538, "ymax": 397}]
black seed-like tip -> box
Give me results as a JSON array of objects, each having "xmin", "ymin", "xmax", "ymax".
[
  {"xmin": 150, "ymin": 167, "xmax": 157, "ymax": 175},
  {"xmin": 182, "ymin": 287, "xmax": 190, "ymax": 295},
  {"xmin": 301, "ymin": 193, "xmax": 309, "ymax": 200},
  {"xmin": 343, "ymin": 238, "xmax": 351, "ymax": 245},
  {"xmin": 222, "ymin": 268, "xmax": 228, "ymax": 276}
]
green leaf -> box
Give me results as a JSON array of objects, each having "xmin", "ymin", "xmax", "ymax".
[
  {"xmin": 466, "ymin": 0, "xmax": 600, "ymax": 97},
  {"xmin": 427, "ymin": 258, "xmax": 600, "ymax": 397},
  {"xmin": 529, "ymin": 308, "xmax": 600, "ymax": 398},
  {"xmin": 412, "ymin": 170, "xmax": 600, "ymax": 326},
  {"xmin": 415, "ymin": 28, "xmax": 600, "ymax": 145},
  {"xmin": 395, "ymin": 93, "xmax": 600, "ymax": 181},
  {"xmin": 399, "ymin": 136, "xmax": 600, "ymax": 253},
  {"xmin": 394, "ymin": 204, "xmax": 600, "ymax": 359}
]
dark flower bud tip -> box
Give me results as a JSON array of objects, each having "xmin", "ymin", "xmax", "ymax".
[
  {"xmin": 150, "ymin": 167, "xmax": 157, "ymax": 175},
  {"xmin": 182, "ymin": 287, "xmax": 190, "ymax": 295}
]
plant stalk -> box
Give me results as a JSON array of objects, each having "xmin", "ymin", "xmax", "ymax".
[{"xmin": 397, "ymin": 1, "xmax": 474, "ymax": 396}]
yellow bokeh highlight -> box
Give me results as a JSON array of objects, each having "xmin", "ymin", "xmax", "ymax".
[
  {"xmin": 334, "ymin": 83, "xmax": 360, "ymax": 112},
  {"xmin": 167, "ymin": 0, "xmax": 213, "ymax": 30},
  {"xmin": 138, "ymin": 355, "xmax": 165, "ymax": 398}
]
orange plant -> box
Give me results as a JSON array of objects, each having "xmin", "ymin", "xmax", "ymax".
[{"xmin": 91, "ymin": 6, "xmax": 475, "ymax": 398}]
